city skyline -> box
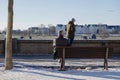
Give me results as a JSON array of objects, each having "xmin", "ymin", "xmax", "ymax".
[{"xmin": 0, "ymin": 0, "xmax": 120, "ymax": 30}]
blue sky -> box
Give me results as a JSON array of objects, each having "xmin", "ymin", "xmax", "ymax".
[{"xmin": 0, "ymin": 0, "xmax": 120, "ymax": 30}]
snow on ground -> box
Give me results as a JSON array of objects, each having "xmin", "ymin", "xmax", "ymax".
[{"xmin": 0, "ymin": 59, "xmax": 120, "ymax": 80}]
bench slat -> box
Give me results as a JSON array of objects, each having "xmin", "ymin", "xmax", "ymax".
[{"xmin": 57, "ymin": 47, "xmax": 113, "ymax": 58}]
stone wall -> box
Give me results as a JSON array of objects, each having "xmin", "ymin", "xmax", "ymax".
[
  {"xmin": 0, "ymin": 39, "xmax": 120, "ymax": 56},
  {"xmin": 17, "ymin": 40, "xmax": 53, "ymax": 55},
  {"xmin": 0, "ymin": 40, "xmax": 5, "ymax": 54}
]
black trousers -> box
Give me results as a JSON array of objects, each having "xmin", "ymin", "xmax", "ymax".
[{"xmin": 53, "ymin": 47, "xmax": 58, "ymax": 59}]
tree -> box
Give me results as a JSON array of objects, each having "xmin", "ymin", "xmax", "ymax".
[
  {"xmin": 98, "ymin": 23, "xmax": 109, "ymax": 39},
  {"xmin": 5, "ymin": 0, "xmax": 14, "ymax": 70},
  {"xmin": 48, "ymin": 24, "xmax": 55, "ymax": 35}
]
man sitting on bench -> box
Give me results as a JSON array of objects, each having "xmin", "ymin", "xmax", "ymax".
[{"xmin": 53, "ymin": 30, "xmax": 68, "ymax": 59}]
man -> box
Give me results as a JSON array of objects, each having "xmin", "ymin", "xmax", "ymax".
[
  {"xmin": 53, "ymin": 30, "xmax": 68, "ymax": 59},
  {"xmin": 66, "ymin": 18, "xmax": 76, "ymax": 46}
]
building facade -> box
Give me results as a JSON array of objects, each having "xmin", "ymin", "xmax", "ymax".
[{"xmin": 55, "ymin": 24, "xmax": 120, "ymax": 35}]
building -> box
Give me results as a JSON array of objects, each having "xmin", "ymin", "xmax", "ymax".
[
  {"xmin": 55, "ymin": 24, "xmax": 120, "ymax": 35},
  {"xmin": 55, "ymin": 24, "xmax": 66, "ymax": 35},
  {"xmin": 28, "ymin": 27, "xmax": 39, "ymax": 34},
  {"xmin": 107, "ymin": 25, "xmax": 120, "ymax": 34}
]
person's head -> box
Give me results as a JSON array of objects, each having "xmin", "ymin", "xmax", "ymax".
[
  {"xmin": 71, "ymin": 18, "xmax": 75, "ymax": 23},
  {"xmin": 58, "ymin": 30, "xmax": 64, "ymax": 37}
]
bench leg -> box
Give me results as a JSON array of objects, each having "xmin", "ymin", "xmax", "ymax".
[
  {"xmin": 104, "ymin": 58, "xmax": 108, "ymax": 70},
  {"xmin": 60, "ymin": 48, "xmax": 65, "ymax": 71},
  {"xmin": 104, "ymin": 48, "xmax": 109, "ymax": 70}
]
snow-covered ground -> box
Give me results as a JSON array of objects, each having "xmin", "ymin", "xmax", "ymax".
[{"xmin": 0, "ymin": 59, "xmax": 120, "ymax": 80}]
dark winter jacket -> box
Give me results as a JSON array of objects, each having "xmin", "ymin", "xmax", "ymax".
[
  {"xmin": 53, "ymin": 35, "xmax": 68, "ymax": 59},
  {"xmin": 53, "ymin": 35, "xmax": 68, "ymax": 46}
]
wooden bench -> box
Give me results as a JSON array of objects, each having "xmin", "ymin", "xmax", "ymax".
[{"xmin": 56, "ymin": 46, "xmax": 113, "ymax": 71}]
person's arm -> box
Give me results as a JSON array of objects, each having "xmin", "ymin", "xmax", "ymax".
[
  {"xmin": 65, "ymin": 25, "xmax": 67, "ymax": 31},
  {"xmin": 73, "ymin": 25, "xmax": 76, "ymax": 32},
  {"xmin": 70, "ymin": 23, "xmax": 75, "ymax": 32}
]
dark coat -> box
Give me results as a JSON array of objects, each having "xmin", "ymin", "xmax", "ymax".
[
  {"xmin": 66, "ymin": 21, "xmax": 76, "ymax": 38},
  {"xmin": 53, "ymin": 35, "xmax": 68, "ymax": 46},
  {"xmin": 53, "ymin": 35, "xmax": 68, "ymax": 59}
]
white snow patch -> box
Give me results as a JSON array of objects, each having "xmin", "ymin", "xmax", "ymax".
[{"xmin": 0, "ymin": 60, "xmax": 120, "ymax": 80}]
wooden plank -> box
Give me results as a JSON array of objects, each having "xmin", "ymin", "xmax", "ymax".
[
  {"xmin": 57, "ymin": 47, "xmax": 113, "ymax": 58},
  {"xmin": 104, "ymin": 48, "xmax": 109, "ymax": 70}
]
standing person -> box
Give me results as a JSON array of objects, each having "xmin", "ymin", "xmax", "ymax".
[
  {"xmin": 53, "ymin": 30, "xmax": 68, "ymax": 59},
  {"xmin": 66, "ymin": 18, "xmax": 76, "ymax": 46}
]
